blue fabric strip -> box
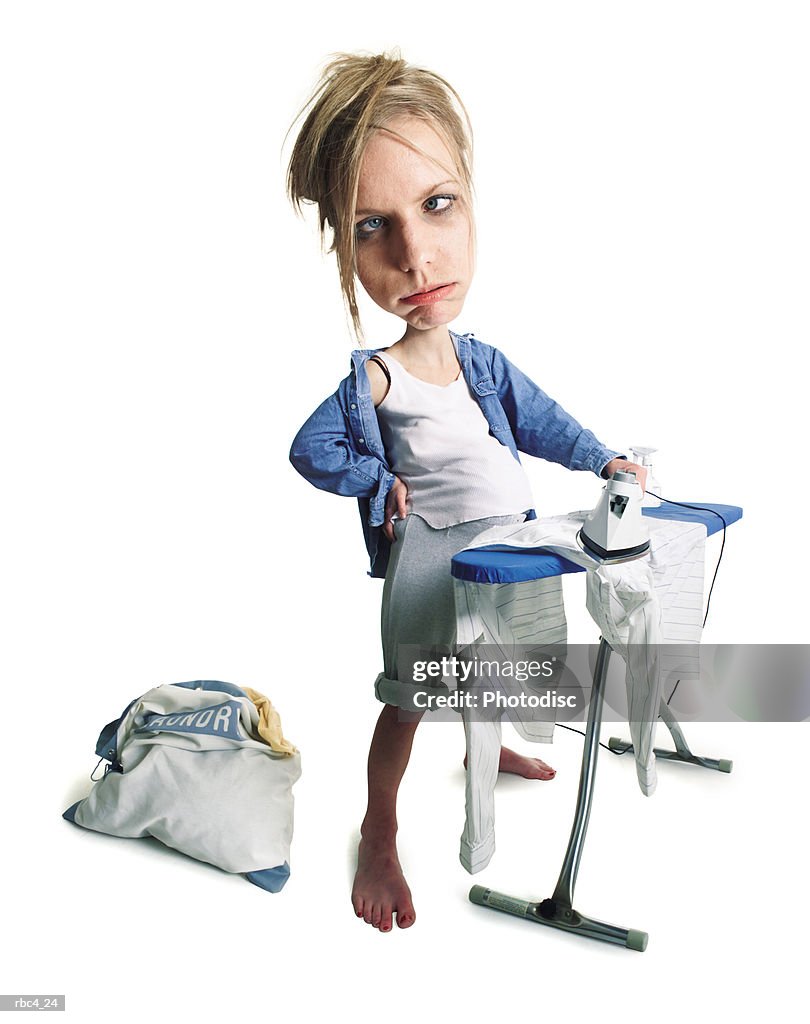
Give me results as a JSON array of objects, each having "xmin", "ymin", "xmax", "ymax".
[
  {"xmin": 244, "ymin": 863, "xmax": 291, "ymax": 893},
  {"xmin": 172, "ymin": 680, "xmax": 249, "ymax": 698},
  {"xmin": 62, "ymin": 801, "xmax": 81, "ymax": 823}
]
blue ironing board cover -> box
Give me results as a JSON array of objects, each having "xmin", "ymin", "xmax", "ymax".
[{"xmin": 450, "ymin": 501, "xmax": 742, "ymax": 585}]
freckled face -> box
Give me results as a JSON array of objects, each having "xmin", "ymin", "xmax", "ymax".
[{"xmin": 353, "ymin": 116, "xmax": 474, "ymax": 335}]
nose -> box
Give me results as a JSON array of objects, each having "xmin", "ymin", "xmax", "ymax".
[{"xmin": 394, "ymin": 218, "xmax": 432, "ymax": 273}]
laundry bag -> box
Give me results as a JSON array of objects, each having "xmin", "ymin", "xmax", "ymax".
[{"xmin": 63, "ymin": 680, "xmax": 301, "ymax": 892}]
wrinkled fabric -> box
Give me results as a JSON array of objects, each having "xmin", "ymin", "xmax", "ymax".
[
  {"xmin": 454, "ymin": 512, "xmax": 706, "ymax": 872},
  {"xmin": 63, "ymin": 681, "xmax": 301, "ymax": 889},
  {"xmin": 242, "ymin": 686, "xmax": 298, "ymax": 755}
]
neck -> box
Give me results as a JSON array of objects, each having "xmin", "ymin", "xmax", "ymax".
[{"xmin": 397, "ymin": 325, "xmax": 457, "ymax": 366}]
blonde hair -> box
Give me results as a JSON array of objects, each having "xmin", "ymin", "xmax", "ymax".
[{"xmin": 285, "ymin": 50, "xmax": 474, "ymax": 342}]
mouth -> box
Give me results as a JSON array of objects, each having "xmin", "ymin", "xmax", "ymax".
[{"xmin": 401, "ymin": 283, "xmax": 455, "ymax": 306}]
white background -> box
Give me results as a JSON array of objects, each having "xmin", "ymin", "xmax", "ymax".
[{"xmin": 1, "ymin": 1, "xmax": 807, "ymax": 1020}]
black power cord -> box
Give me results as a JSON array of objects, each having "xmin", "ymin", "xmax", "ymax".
[{"xmin": 645, "ymin": 492, "xmax": 728, "ymax": 629}]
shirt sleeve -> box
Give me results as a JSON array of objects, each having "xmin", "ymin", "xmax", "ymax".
[
  {"xmin": 289, "ymin": 377, "xmax": 395, "ymax": 516},
  {"xmin": 490, "ymin": 346, "xmax": 624, "ymax": 475}
]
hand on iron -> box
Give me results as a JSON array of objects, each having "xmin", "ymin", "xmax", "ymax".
[
  {"xmin": 603, "ymin": 457, "xmax": 648, "ymax": 493},
  {"xmin": 383, "ymin": 475, "xmax": 409, "ymax": 542}
]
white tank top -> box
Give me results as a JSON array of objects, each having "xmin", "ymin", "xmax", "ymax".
[{"xmin": 373, "ymin": 352, "xmax": 534, "ymax": 528}]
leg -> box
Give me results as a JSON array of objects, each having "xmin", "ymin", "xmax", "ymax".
[{"xmin": 352, "ymin": 702, "xmax": 423, "ymax": 931}]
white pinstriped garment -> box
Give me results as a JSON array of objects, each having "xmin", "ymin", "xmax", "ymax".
[{"xmin": 453, "ymin": 512, "xmax": 706, "ymax": 873}]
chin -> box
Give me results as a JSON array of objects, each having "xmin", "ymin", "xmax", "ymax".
[
  {"xmin": 407, "ymin": 315, "xmax": 453, "ymax": 333},
  {"xmin": 408, "ymin": 303, "xmax": 462, "ymax": 329}
]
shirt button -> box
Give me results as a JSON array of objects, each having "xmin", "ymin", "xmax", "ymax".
[
  {"xmin": 350, "ymin": 403, "xmax": 356, "ymax": 410},
  {"xmin": 359, "ymin": 438, "xmax": 365, "ymax": 445}
]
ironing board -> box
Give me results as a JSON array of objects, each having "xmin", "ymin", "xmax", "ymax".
[{"xmin": 451, "ymin": 500, "xmax": 742, "ymax": 951}]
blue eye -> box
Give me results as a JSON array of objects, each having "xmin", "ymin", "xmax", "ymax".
[
  {"xmin": 355, "ymin": 195, "xmax": 457, "ymax": 240},
  {"xmin": 355, "ymin": 215, "xmax": 385, "ymax": 240},
  {"xmin": 424, "ymin": 194, "xmax": 455, "ymax": 213}
]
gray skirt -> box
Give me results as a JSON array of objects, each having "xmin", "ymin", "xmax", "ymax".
[{"xmin": 374, "ymin": 512, "xmax": 526, "ymax": 709}]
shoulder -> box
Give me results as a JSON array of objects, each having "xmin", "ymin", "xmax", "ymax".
[
  {"xmin": 365, "ymin": 356, "xmax": 390, "ymax": 406},
  {"xmin": 466, "ymin": 333, "xmax": 511, "ymax": 381},
  {"xmin": 452, "ymin": 330, "xmax": 498, "ymax": 370},
  {"xmin": 464, "ymin": 336, "xmax": 538, "ymax": 398},
  {"xmin": 350, "ymin": 348, "xmax": 392, "ymax": 407}
]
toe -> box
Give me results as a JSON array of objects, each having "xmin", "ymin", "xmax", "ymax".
[
  {"xmin": 397, "ymin": 909, "xmax": 415, "ymax": 929},
  {"xmin": 534, "ymin": 759, "xmax": 555, "ymax": 778}
]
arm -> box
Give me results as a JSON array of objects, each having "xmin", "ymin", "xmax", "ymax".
[
  {"xmin": 489, "ymin": 347, "xmax": 625, "ymax": 477},
  {"xmin": 365, "ymin": 355, "xmax": 409, "ymax": 540},
  {"xmin": 289, "ymin": 376, "xmax": 396, "ymax": 512}
]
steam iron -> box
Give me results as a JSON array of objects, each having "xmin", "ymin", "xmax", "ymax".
[{"xmin": 577, "ymin": 470, "xmax": 651, "ymax": 564}]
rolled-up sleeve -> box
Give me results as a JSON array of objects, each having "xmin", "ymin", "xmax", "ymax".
[{"xmin": 289, "ymin": 384, "xmax": 395, "ymax": 511}]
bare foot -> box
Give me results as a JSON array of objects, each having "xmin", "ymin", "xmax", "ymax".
[
  {"xmin": 352, "ymin": 835, "xmax": 415, "ymax": 932},
  {"xmin": 464, "ymin": 746, "xmax": 556, "ymax": 780}
]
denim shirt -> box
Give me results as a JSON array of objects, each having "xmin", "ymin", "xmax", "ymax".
[{"xmin": 289, "ymin": 330, "xmax": 622, "ymax": 578}]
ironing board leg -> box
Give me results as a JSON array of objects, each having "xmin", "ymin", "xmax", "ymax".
[
  {"xmin": 608, "ymin": 696, "xmax": 733, "ymax": 773},
  {"xmin": 469, "ymin": 637, "xmax": 648, "ymax": 951},
  {"xmin": 551, "ymin": 636, "xmax": 610, "ymax": 906}
]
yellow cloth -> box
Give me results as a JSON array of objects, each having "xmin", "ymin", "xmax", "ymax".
[{"xmin": 242, "ymin": 687, "xmax": 297, "ymax": 755}]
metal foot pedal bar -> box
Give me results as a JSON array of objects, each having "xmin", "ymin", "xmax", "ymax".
[
  {"xmin": 608, "ymin": 694, "xmax": 732, "ymax": 773},
  {"xmin": 469, "ymin": 886, "xmax": 648, "ymax": 950},
  {"xmin": 469, "ymin": 638, "xmax": 649, "ymax": 951}
]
